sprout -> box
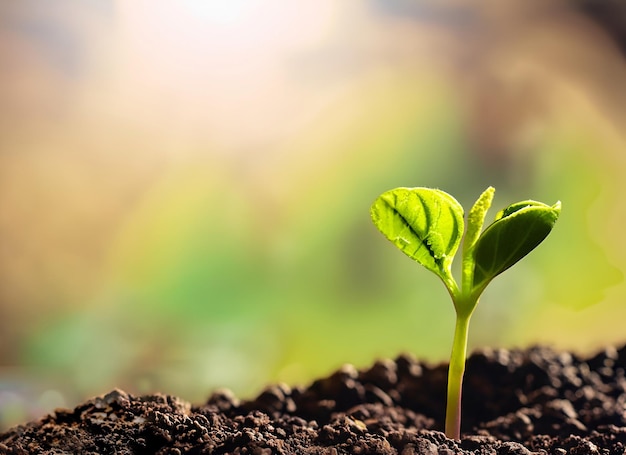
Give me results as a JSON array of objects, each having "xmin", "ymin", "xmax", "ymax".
[{"xmin": 370, "ymin": 186, "xmax": 561, "ymax": 439}]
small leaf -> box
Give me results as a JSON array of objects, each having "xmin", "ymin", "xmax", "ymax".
[
  {"xmin": 370, "ymin": 187, "xmax": 464, "ymax": 278},
  {"xmin": 461, "ymin": 186, "xmax": 495, "ymax": 296},
  {"xmin": 472, "ymin": 200, "xmax": 561, "ymax": 290},
  {"xmin": 464, "ymin": 186, "xmax": 495, "ymax": 255}
]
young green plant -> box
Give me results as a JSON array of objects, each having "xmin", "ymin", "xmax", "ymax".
[{"xmin": 370, "ymin": 186, "xmax": 560, "ymax": 440}]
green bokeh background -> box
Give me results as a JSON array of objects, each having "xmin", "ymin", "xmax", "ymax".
[{"xmin": 1, "ymin": 1, "xmax": 625, "ymax": 430}]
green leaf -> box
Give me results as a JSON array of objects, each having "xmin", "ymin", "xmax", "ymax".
[
  {"xmin": 461, "ymin": 186, "xmax": 495, "ymax": 296},
  {"xmin": 463, "ymin": 186, "xmax": 495, "ymax": 256},
  {"xmin": 472, "ymin": 200, "xmax": 561, "ymax": 291},
  {"xmin": 370, "ymin": 187, "xmax": 464, "ymax": 279}
]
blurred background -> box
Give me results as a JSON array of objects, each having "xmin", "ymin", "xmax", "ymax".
[{"xmin": 1, "ymin": 0, "xmax": 626, "ymax": 430}]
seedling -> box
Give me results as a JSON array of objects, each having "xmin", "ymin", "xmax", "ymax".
[{"xmin": 370, "ymin": 186, "xmax": 560, "ymax": 439}]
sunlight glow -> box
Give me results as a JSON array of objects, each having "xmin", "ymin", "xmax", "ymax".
[
  {"xmin": 114, "ymin": 0, "xmax": 339, "ymax": 150},
  {"xmin": 180, "ymin": 0, "xmax": 260, "ymax": 26}
]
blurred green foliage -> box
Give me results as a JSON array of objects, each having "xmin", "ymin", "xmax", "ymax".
[{"xmin": 22, "ymin": 80, "xmax": 624, "ymax": 407}]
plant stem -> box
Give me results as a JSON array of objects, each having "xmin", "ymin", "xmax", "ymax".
[{"xmin": 445, "ymin": 312, "xmax": 471, "ymax": 440}]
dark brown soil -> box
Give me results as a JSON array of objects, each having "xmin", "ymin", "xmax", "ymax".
[{"xmin": 2, "ymin": 345, "xmax": 626, "ymax": 454}]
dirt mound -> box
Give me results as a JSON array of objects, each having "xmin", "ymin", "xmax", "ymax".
[{"xmin": 2, "ymin": 346, "xmax": 626, "ymax": 454}]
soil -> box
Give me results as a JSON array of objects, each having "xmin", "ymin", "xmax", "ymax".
[{"xmin": 2, "ymin": 345, "xmax": 626, "ymax": 454}]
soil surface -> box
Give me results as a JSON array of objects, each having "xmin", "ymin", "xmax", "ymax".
[{"xmin": 2, "ymin": 345, "xmax": 626, "ymax": 454}]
